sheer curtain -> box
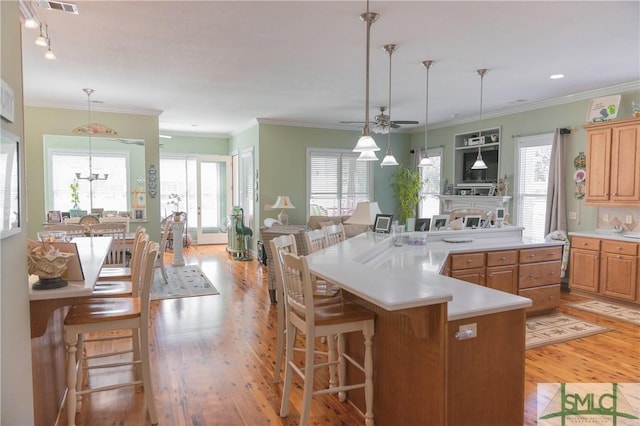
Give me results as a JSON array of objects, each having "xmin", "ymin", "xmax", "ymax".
[{"xmin": 544, "ymin": 129, "xmax": 567, "ymax": 235}]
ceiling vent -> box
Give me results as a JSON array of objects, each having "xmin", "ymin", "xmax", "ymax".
[{"xmin": 35, "ymin": 0, "xmax": 78, "ymax": 14}]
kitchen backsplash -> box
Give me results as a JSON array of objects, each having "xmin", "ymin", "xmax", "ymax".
[{"xmin": 597, "ymin": 206, "xmax": 640, "ymax": 232}]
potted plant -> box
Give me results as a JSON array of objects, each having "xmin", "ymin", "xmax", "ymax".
[
  {"xmin": 69, "ymin": 180, "xmax": 83, "ymax": 217},
  {"xmin": 167, "ymin": 193, "xmax": 183, "ymax": 221},
  {"xmin": 391, "ymin": 166, "xmax": 424, "ymax": 230}
]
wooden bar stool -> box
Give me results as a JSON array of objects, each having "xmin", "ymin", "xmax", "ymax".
[
  {"xmin": 279, "ymin": 252, "xmax": 375, "ymax": 426},
  {"xmin": 64, "ymin": 242, "xmax": 160, "ymax": 426}
]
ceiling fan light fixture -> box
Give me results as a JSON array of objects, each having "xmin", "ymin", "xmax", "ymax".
[
  {"xmin": 419, "ymin": 60, "xmax": 435, "ymax": 168},
  {"xmin": 471, "ymin": 68, "xmax": 489, "ymax": 170},
  {"xmin": 357, "ymin": 149, "xmax": 379, "ymax": 162}
]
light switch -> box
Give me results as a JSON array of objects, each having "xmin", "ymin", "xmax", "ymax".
[{"xmin": 569, "ymin": 211, "xmax": 577, "ymax": 220}]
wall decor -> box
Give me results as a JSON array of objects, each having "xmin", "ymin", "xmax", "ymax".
[
  {"xmin": 132, "ymin": 190, "xmax": 146, "ymax": 208},
  {"xmin": 1, "ymin": 79, "xmax": 15, "ymax": 123},
  {"xmin": 1, "ymin": 129, "xmax": 20, "ymax": 238},
  {"xmin": 147, "ymin": 164, "xmax": 157, "ymax": 198},
  {"xmin": 586, "ymin": 95, "xmax": 620, "ymax": 123}
]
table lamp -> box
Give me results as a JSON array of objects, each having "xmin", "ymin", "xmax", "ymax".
[
  {"xmin": 345, "ymin": 201, "xmax": 382, "ymax": 227},
  {"xmin": 271, "ymin": 196, "xmax": 296, "ymax": 225}
]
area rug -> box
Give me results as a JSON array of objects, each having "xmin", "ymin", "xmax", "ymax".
[
  {"xmin": 568, "ymin": 300, "xmax": 640, "ymax": 326},
  {"xmin": 525, "ymin": 313, "xmax": 609, "ymax": 350},
  {"xmin": 151, "ymin": 264, "xmax": 219, "ymax": 300}
]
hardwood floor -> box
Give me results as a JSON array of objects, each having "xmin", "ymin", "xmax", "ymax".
[{"xmin": 71, "ymin": 245, "xmax": 639, "ymax": 426}]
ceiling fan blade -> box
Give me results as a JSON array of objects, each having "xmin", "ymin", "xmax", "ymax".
[
  {"xmin": 340, "ymin": 121, "xmax": 376, "ymax": 124},
  {"xmin": 391, "ymin": 120, "xmax": 419, "ymax": 125}
]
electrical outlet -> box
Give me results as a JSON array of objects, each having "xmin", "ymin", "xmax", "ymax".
[
  {"xmin": 459, "ymin": 323, "xmax": 477, "ymax": 338},
  {"xmin": 626, "ymin": 215, "xmax": 633, "ymax": 224},
  {"xmin": 569, "ymin": 211, "xmax": 577, "ymax": 220},
  {"xmin": 603, "ymin": 213, "xmax": 609, "ymax": 222}
]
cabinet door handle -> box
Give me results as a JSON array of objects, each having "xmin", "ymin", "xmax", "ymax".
[
  {"xmin": 617, "ymin": 255, "xmax": 622, "ymax": 259},
  {"xmin": 616, "ymin": 246, "xmax": 622, "ymax": 251},
  {"xmin": 582, "ymin": 242, "xmax": 588, "ymax": 246}
]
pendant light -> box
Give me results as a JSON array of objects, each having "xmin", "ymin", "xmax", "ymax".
[
  {"xmin": 380, "ymin": 44, "xmax": 398, "ymax": 167},
  {"xmin": 418, "ymin": 60, "xmax": 435, "ymax": 168},
  {"xmin": 353, "ymin": 1, "xmax": 380, "ymax": 154},
  {"xmin": 471, "ymin": 68, "xmax": 489, "ymax": 170},
  {"xmin": 357, "ymin": 150, "xmax": 379, "ymax": 161}
]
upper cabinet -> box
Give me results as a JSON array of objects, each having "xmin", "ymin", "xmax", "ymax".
[{"xmin": 584, "ymin": 117, "xmax": 640, "ymax": 205}]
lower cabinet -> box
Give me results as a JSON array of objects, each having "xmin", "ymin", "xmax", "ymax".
[{"xmin": 447, "ymin": 246, "xmax": 562, "ymax": 314}]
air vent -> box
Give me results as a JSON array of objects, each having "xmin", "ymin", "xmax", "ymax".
[{"xmin": 35, "ymin": 0, "xmax": 78, "ymax": 14}]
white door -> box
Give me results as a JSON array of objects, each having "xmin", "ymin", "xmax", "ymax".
[{"xmin": 196, "ymin": 155, "xmax": 231, "ymax": 244}]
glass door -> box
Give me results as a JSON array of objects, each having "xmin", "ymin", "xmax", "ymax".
[{"xmin": 196, "ymin": 155, "xmax": 231, "ymax": 244}]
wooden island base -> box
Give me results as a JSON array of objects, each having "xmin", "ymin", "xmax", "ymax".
[{"xmin": 343, "ymin": 291, "xmax": 525, "ymax": 425}]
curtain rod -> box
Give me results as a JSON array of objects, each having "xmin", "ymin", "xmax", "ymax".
[{"xmin": 511, "ymin": 127, "xmax": 572, "ymax": 138}]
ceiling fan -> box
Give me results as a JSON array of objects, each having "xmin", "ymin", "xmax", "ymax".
[{"xmin": 341, "ymin": 106, "xmax": 419, "ymax": 134}]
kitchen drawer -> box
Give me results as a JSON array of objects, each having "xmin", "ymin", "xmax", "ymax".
[
  {"xmin": 519, "ymin": 261, "xmax": 561, "ymax": 289},
  {"xmin": 571, "ymin": 236, "xmax": 600, "ymax": 251},
  {"xmin": 450, "ymin": 253, "xmax": 485, "ymax": 270},
  {"xmin": 519, "ymin": 285, "xmax": 560, "ymax": 314},
  {"xmin": 519, "ymin": 246, "xmax": 563, "ymax": 264},
  {"xmin": 486, "ymin": 250, "xmax": 518, "ymax": 267},
  {"xmin": 601, "ymin": 240, "xmax": 638, "ymax": 256}
]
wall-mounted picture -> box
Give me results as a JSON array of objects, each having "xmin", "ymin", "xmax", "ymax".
[
  {"xmin": 464, "ymin": 215, "xmax": 482, "ymax": 229},
  {"xmin": 374, "ymin": 214, "xmax": 393, "ymax": 233},
  {"xmin": 118, "ymin": 211, "xmax": 132, "ymax": 218},
  {"xmin": 431, "ymin": 215, "xmax": 449, "ymax": 231},
  {"xmin": 415, "ymin": 218, "xmax": 431, "ymax": 232},
  {"xmin": 69, "ymin": 209, "xmax": 87, "ymax": 218},
  {"xmin": 47, "ymin": 210, "xmax": 62, "ymax": 223},
  {"xmin": 132, "ymin": 190, "xmax": 146, "ymax": 208},
  {"xmin": 134, "ymin": 209, "xmax": 145, "ymax": 220}
]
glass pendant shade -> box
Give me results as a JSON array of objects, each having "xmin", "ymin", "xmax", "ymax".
[
  {"xmin": 471, "ymin": 151, "xmax": 488, "ymax": 169},
  {"xmin": 44, "ymin": 47, "xmax": 56, "ymax": 60},
  {"xmin": 357, "ymin": 150, "xmax": 378, "ymax": 161},
  {"xmin": 353, "ymin": 134, "xmax": 380, "ymax": 152},
  {"xmin": 470, "ymin": 68, "xmax": 488, "ymax": 170},
  {"xmin": 419, "ymin": 156, "xmax": 433, "ymax": 167},
  {"xmin": 380, "ymin": 43, "xmax": 398, "ymax": 168},
  {"xmin": 35, "ymin": 24, "xmax": 47, "ymax": 46},
  {"xmin": 380, "ymin": 144, "xmax": 398, "ymax": 167},
  {"xmin": 419, "ymin": 60, "xmax": 434, "ymax": 168}
]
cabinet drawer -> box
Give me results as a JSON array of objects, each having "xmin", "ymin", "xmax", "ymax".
[
  {"xmin": 519, "ymin": 261, "xmax": 561, "ymax": 289},
  {"xmin": 451, "ymin": 267, "xmax": 485, "ymax": 286},
  {"xmin": 450, "ymin": 253, "xmax": 485, "ymax": 270},
  {"xmin": 519, "ymin": 247, "xmax": 563, "ymax": 264},
  {"xmin": 519, "ymin": 285, "xmax": 560, "ymax": 314},
  {"xmin": 486, "ymin": 250, "xmax": 517, "ymax": 267},
  {"xmin": 571, "ymin": 236, "xmax": 600, "ymax": 251},
  {"xmin": 601, "ymin": 240, "xmax": 638, "ymax": 256}
]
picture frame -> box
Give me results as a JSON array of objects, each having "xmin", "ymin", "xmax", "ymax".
[
  {"xmin": 132, "ymin": 190, "xmax": 146, "ymax": 208},
  {"xmin": 415, "ymin": 218, "xmax": 431, "ymax": 232},
  {"xmin": 464, "ymin": 215, "xmax": 482, "ymax": 229},
  {"xmin": 496, "ymin": 208, "xmax": 505, "ymax": 221},
  {"xmin": 134, "ymin": 208, "xmax": 145, "ymax": 220},
  {"xmin": 430, "ymin": 215, "xmax": 450, "ymax": 231},
  {"xmin": 373, "ymin": 214, "xmax": 393, "ymax": 233},
  {"xmin": 47, "ymin": 210, "xmax": 62, "ymax": 223},
  {"xmin": 117, "ymin": 211, "xmax": 132, "ymax": 218},
  {"xmin": 69, "ymin": 209, "xmax": 87, "ymax": 218}
]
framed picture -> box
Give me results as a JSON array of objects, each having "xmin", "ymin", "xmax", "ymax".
[
  {"xmin": 47, "ymin": 210, "xmax": 62, "ymax": 223},
  {"xmin": 415, "ymin": 218, "xmax": 431, "ymax": 232},
  {"xmin": 431, "ymin": 215, "xmax": 450, "ymax": 231},
  {"xmin": 134, "ymin": 208, "xmax": 145, "ymax": 220},
  {"xmin": 69, "ymin": 209, "xmax": 87, "ymax": 218},
  {"xmin": 464, "ymin": 215, "xmax": 482, "ymax": 229},
  {"xmin": 118, "ymin": 211, "xmax": 132, "ymax": 218},
  {"xmin": 373, "ymin": 214, "xmax": 393, "ymax": 233},
  {"xmin": 132, "ymin": 190, "xmax": 146, "ymax": 208}
]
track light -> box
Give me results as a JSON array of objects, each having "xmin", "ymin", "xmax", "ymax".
[
  {"xmin": 35, "ymin": 24, "xmax": 48, "ymax": 46},
  {"xmin": 19, "ymin": 0, "xmax": 40, "ymax": 29},
  {"xmin": 45, "ymin": 38, "xmax": 56, "ymax": 60}
]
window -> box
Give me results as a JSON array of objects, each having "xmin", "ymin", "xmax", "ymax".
[
  {"xmin": 49, "ymin": 150, "xmax": 128, "ymax": 212},
  {"xmin": 159, "ymin": 156, "xmax": 196, "ymax": 221},
  {"xmin": 240, "ymin": 148, "xmax": 254, "ymax": 227},
  {"xmin": 418, "ymin": 147, "xmax": 443, "ymax": 219},
  {"xmin": 516, "ymin": 133, "xmax": 553, "ymax": 241},
  {"xmin": 307, "ymin": 149, "xmax": 373, "ymax": 217}
]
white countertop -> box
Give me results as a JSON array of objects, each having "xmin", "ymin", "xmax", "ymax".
[
  {"xmin": 569, "ymin": 230, "xmax": 640, "ymax": 243},
  {"xmin": 306, "ymin": 231, "xmax": 563, "ymax": 321},
  {"xmin": 29, "ymin": 237, "xmax": 112, "ymax": 300}
]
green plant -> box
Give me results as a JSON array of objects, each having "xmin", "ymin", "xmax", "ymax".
[
  {"xmin": 391, "ymin": 166, "xmax": 424, "ymax": 224},
  {"xmin": 70, "ymin": 180, "xmax": 80, "ymax": 209},
  {"xmin": 167, "ymin": 193, "xmax": 182, "ymax": 214}
]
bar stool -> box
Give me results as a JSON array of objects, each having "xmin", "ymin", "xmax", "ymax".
[
  {"xmin": 322, "ymin": 223, "xmax": 346, "ymax": 246},
  {"xmin": 279, "ymin": 251, "xmax": 375, "ymax": 425},
  {"xmin": 64, "ymin": 242, "xmax": 159, "ymax": 426}
]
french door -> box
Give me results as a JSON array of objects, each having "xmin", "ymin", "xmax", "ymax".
[{"xmin": 196, "ymin": 155, "xmax": 231, "ymax": 244}]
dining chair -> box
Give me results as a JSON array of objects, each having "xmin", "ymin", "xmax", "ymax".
[
  {"xmin": 304, "ymin": 229, "xmax": 328, "ymax": 253},
  {"xmin": 97, "ymin": 226, "xmax": 146, "ymax": 281},
  {"xmin": 323, "ymin": 223, "xmax": 346, "ymax": 246},
  {"xmin": 64, "ymin": 241, "xmax": 159, "ymax": 426},
  {"xmin": 154, "ymin": 220, "xmax": 171, "ymax": 284},
  {"xmin": 89, "ymin": 222, "xmax": 128, "ymax": 266},
  {"xmin": 43, "ymin": 224, "xmax": 86, "ymax": 240},
  {"xmin": 279, "ymin": 251, "xmax": 375, "ymax": 426},
  {"xmin": 92, "ymin": 231, "xmax": 148, "ymax": 297}
]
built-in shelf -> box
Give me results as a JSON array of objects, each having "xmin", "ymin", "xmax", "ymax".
[
  {"xmin": 453, "ymin": 127, "xmax": 501, "ymax": 194},
  {"xmin": 437, "ymin": 195, "xmax": 512, "ymax": 213}
]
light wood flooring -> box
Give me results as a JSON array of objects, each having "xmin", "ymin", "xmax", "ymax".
[{"xmin": 69, "ymin": 244, "xmax": 639, "ymax": 426}]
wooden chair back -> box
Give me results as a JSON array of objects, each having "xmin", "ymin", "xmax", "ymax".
[
  {"xmin": 304, "ymin": 229, "xmax": 327, "ymax": 253},
  {"xmin": 280, "ymin": 252, "xmax": 315, "ymax": 322},
  {"xmin": 322, "ymin": 223, "xmax": 346, "ymax": 246},
  {"xmin": 44, "ymin": 224, "xmax": 86, "ymax": 239},
  {"xmin": 89, "ymin": 222, "xmax": 128, "ymax": 266}
]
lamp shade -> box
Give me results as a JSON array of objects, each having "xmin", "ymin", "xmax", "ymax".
[
  {"xmin": 357, "ymin": 150, "xmax": 379, "ymax": 162},
  {"xmin": 345, "ymin": 202, "xmax": 382, "ymax": 225},
  {"xmin": 271, "ymin": 196, "xmax": 296, "ymax": 210},
  {"xmin": 353, "ymin": 135, "xmax": 380, "ymax": 152}
]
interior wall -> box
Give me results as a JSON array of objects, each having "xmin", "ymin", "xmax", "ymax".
[
  {"xmin": 409, "ymin": 87, "xmax": 640, "ymax": 233},
  {"xmin": 1, "ymin": 1, "xmax": 35, "ymax": 424}
]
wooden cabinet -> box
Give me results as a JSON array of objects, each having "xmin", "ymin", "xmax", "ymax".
[
  {"xmin": 585, "ymin": 117, "xmax": 640, "ymax": 205},
  {"xmin": 486, "ymin": 250, "xmax": 518, "ymax": 293},
  {"xmin": 450, "ymin": 253, "xmax": 486, "ymax": 285},
  {"xmin": 518, "ymin": 247, "xmax": 562, "ymax": 314},
  {"xmin": 570, "ymin": 236, "xmax": 639, "ymax": 303}
]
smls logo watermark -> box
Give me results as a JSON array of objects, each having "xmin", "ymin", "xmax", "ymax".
[{"xmin": 538, "ymin": 383, "xmax": 640, "ymax": 425}]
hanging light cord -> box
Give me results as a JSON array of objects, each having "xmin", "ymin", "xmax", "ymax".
[
  {"xmin": 84, "ymin": 88, "xmax": 95, "ymax": 175},
  {"xmin": 360, "ymin": 1, "xmax": 378, "ymax": 138}
]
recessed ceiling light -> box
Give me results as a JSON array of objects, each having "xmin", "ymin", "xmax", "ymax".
[{"xmin": 550, "ymin": 74, "xmax": 565, "ymax": 79}]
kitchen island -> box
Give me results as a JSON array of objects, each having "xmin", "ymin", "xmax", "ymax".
[{"xmin": 305, "ymin": 228, "xmax": 562, "ymax": 425}]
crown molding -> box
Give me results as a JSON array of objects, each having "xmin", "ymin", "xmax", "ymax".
[{"xmin": 25, "ymin": 101, "xmax": 162, "ymax": 117}]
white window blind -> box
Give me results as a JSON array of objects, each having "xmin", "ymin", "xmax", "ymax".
[
  {"xmin": 516, "ymin": 134, "xmax": 553, "ymax": 241},
  {"xmin": 308, "ymin": 149, "xmax": 373, "ymax": 217},
  {"xmin": 50, "ymin": 151, "xmax": 128, "ymax": 212},
  {"xmin": 240, "ymin": 148, "xmax": 254, "ymax": 226},
  {"xmin": 419, "ymin": 147, "xmax": 443, "ymax": 219}
]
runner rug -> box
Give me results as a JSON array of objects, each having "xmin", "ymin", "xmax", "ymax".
[
  {"xmin": 525, "ymin": 313, "xmax": 608, "ymax": 350},
  {"xmin": 567, "ymin": 299, "xmax": 640, "ymax": 326},
  {"xmin": 151, "ymin": 264, "xmax": 219, "ymax": 300}
]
